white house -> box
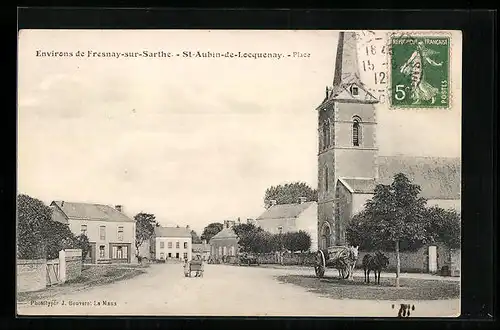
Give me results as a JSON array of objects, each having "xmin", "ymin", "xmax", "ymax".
[
  {"xmin": 152, "ymin": 226, "xmax": 192, "ymax": 261},
  {"xmin": 255, "ymin": 198, "xmax": 318, "ymax": 252},
  {"xmin": 51, "ymin": 201, "xmax": 136, "ymax": 264}
]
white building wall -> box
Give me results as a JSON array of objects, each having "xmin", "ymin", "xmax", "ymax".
[
  {"xmin": 67, "ymin": 219, "xmax": 135, "ymax": 262},
  {"xmin": 351, "ymin": 193, "xmax": 374, "ymax": 215},
  {"xmin": 155, "ymin": 237, "xmax": 192, "ymax": 261},
  {"xmin": 427, "ymin": 199, "xmax": 461, "ymax": 212},
  {"xmin": 295, "ymin": 204, "xmax": 318, "ymax": 252}
]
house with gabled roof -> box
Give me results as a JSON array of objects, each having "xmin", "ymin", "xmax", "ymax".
[
  {"xmin": 255, "ymin": 197, "xmax": 318, "ymax": 252},
  {"xmin": 209, "ymin": 220, "xmax": 239, "ymax": 261},
  {"xmin": 50, "ymin": 201, "xmax": 136, "ymax": 264}
]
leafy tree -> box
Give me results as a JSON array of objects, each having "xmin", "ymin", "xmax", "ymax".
[
  {"xmin": 17, "ymin": 194, "xmax": 82, "ymax": 260},
  {"xmin": 74, "ymin": 234, "xmax": 91, "ymax": 261},
  {"xmin": 425, "ymin": 206, "xmax": 461, "ymax": 249},
  {"xmin": 200, "ymin": 222, "xmax": 224, "ymax": 242},
  {"xmin": 42, "ymin": 220, "xmax": 79, "ymax": 259},
  {"xmin": 17, "ymin": 194, "xmax": 49, "ymax": 259},
  {"xmin": 134, "ymin": 212, "xmax": 157, "ymax": 257},
  {"xmin": 264, "ymin": 182, "xmax": 318, "ymax": 208},
  {"xmin": 345, "ymin": 173, "xmax": 429, "ymax": 287},
  {"xmin": 191, "ymin": 230, "xmax": 202, "ymax": 244},
  {"xmin": 283, "ymin": 231, "xmax": 311, "ymax": 252},
  {"xmin": 233, "ymin": 223, "xmax": 263, "ymax": 253}
]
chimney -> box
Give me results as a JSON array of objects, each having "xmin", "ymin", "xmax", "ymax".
[
  {"xmin": 61, "ymin": 201, "xmax": 65, "ymax": 207},
  {"xmin": 115, "ymin": 205, "xmax": 122, "ymax": 213},
  {"xmin": 186, "ymin": 225, "xmax": 190, "ymax": 229},
  {"xmin": 298, "ymin": 197, "xmax": 307, "ymax": 204}
]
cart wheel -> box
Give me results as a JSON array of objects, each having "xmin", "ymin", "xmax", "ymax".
[{"xmin": 315, "ymin": 250, "xmax": 326, "ymax": 278}]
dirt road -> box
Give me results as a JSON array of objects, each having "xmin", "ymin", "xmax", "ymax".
[{"xmin": 17, "ymin": 263, "xmax": 460, "ymax": 317}]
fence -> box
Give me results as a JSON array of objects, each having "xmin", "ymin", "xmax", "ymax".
[{"xmin": 17, "ymin": 249, "xmax": 83, "ymax": 293}]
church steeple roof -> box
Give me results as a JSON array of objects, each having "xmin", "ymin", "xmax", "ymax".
[
  {"xmin": 333, "ymin": 31, "xmax": 362, "ymax": 87},
  {"xmin": 321, "ymin": 31, "xmax": 378, "ymax": 105}
]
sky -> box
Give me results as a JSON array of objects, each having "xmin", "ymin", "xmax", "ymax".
[{"xmin": 17, "ymin": 30, "xmax": 462, "ymax": 234}]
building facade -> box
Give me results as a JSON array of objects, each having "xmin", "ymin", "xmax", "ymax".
[
  {"xmin": 192, "ymin": 240, "xmax": 211, "ymax": 261},
  {"xmin": 255, "ymin": 198, "xmax": 318, "ymax": 251},
  {"xmin": 315, "ymin": 31, "xmax": 461, "ymax": 274},
  {"xmin": 51, "ymin": 201, "xmax": 136, "ymax": 264},
  {"xmin": 152, "ymin": 226, "xmax": 192, "ymax": 261},
  {"xmin": 209, "ymin": 220, "xmax": 239, "ymax": 261}
]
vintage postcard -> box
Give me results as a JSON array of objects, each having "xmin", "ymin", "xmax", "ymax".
[{"xmin": 17, "ymin": 29, "xmax": 462, "ymax": 317}]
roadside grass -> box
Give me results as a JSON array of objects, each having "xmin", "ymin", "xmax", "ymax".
[
  {"xmin": 276, "ymin": 274, "xmax": 460, "ymax": 300},
  {"xmin": 17, "ymin": 264, "xmax": 147, "ymax": 302}
]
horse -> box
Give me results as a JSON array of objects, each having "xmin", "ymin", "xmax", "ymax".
[{"xmin": 362, "ymin": 251, "xmax": 389, "ymax": 284}]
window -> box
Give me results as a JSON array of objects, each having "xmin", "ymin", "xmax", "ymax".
[
  {"xmin": 184, "ymin": 242, "xmax": 188, "ymax": 249},
  {"xmin": 322, "ymin": 120, "xmax": 331, "ymax": 149},
  {"xmin": 168, "ymin": 242, "xmax": 172, "ymax": 248},
  {"xmin": 99, "ymin": 245, "xmax": 105, "ymax": 258},
  {"xmin": 176, "ymin": 253, "xmax": 179, "ymax": 259},
  {"xmin": 350, "ymin": 84, "xmax": 359, "ymax": 96},
  {"xmin": 99, "ymin": 226, "xmax": 106, "ymax": 240},
  {"xmin": 168, "ymin": 253, "xmax": 172, "ymax": 258},
  {"xmin": 112, "ymin": 246, "xmax": 124, "ymax": 259},
  {"xmin": 117, "ymin": 226, "xmax": 124, "ymax": 241},
  {"xmin": 160, "ymin": 252, "xmax": 165, "ymax": 259},
  {"xmin": 81, "ymin": 225, "xmax": 87, "ymax": 235},
  {"xmin": 352, "ymin": 116, "xmax": 362, "ymax": 147},
  {"xmin": 324, "ymin": 166, "xmax": 329, "ymax": 192},
  {"xmin": 160, "ymin": 241, "xmax": 165, "ymax": 249},
  {"xmin": 183, "ymin": 252, "xmax": 188, "ymax": 259},
  {"xmin": 176, "ymin": 242, "xmax": 180, "ymax": 249}
]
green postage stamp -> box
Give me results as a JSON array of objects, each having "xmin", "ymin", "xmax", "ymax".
[{"xmin": 389, "ymin": 34, "xmax": 451, "ymax": 108}]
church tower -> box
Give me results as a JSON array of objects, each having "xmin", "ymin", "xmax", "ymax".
[{"xmin": 316, "ymin": 32, "xmax": 379, "ymax": 250}]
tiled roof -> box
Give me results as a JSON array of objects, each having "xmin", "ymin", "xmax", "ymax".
[
  {"xmin": 338, "ymin": 156, "xmax": 461, "ymax": 200},
  {"xmin": 210, "ymin": 227, "xmax": 238, "ymax": 240},
  {"xmin": 51, "ymin": 201, "xmax": 134, "ymax": 222},
  {"xmin": 155, "ymin": 226, "xmax": 191, "ymax": 238},
  {"xmin": 256, "ymin": 201, "xmax": 316, "ymax": 220},
  {"xmin": 377, "ymin": 156, "xmax": 461, "ymax": 200},
  {"xmin": 339, "ymin": 178, "xmax": 377, "ymax": 194}
]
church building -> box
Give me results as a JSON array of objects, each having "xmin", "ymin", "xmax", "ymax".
[{"xmin": 316, "ymin": 32, "xmax": 461, "ymax": 251}]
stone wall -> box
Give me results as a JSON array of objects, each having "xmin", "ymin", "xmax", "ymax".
[
  {"xmin": 63, "ymin": 249, "xmax": 82, "ymax": 281},
  {"xmin": 17, "ymin": 259, "xmax": 46, "ymax": 293},
  {"xmin": 355, "ymin": 244, "xmax": 459, "ymax": 275}
]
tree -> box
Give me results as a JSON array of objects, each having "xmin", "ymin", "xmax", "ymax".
[
  {"xmin": 17, "ymin": 194, "xmax": 81, "ymax": 260},
  {"xmin": 74, "ymin": 234, "xmax": 91, "ymax": 261},
  {"xmin": 264, "ymin": 182, "xmax": 318, "ymax": 208},
  {"xmin": 134, "ymin": 212, "xmax": 157, "ymax": 257},
  {"xmin": 17, "ymin": 194, "xmax": 49, "ymax": 259},
  {"xmin": 191, "ymin": 230, "xmax": 202, "ymax": 244},
  {"xmin": 200, "ymin": 222, "xmax": 224, "ymax": 242},
  {"xmin": 233, "ymin": 223, "xmax": 263, "ymax": 253},
  {"xmin": 425, "ymin": 206, "xmax": 461, "ymax": 249},
  {"xmin": 41, "ymin": 220, "xmax": 79, "ymax": 260},
  {"xmin": 345, "ymin": 173, "xmax": 429, "ymax": 287}
]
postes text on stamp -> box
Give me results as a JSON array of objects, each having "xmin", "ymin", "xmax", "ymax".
[{"xmin": 390, "ymin": 35, "xmax": 450, "ymax": 108}]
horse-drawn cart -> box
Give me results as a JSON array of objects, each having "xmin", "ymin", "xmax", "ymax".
[
  {"xmin": 314, "ymin": 246, "xmax": 359, "ymax": 279},
  {"xmin": 184, "ymin": 259, "xmax": 204, "ymax": 277}
]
